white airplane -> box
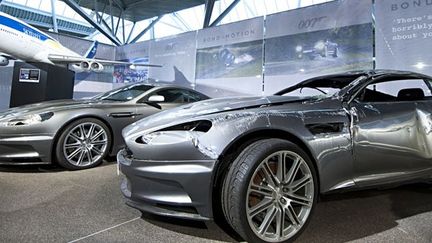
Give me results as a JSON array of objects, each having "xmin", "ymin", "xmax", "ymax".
[{"xmin": 0, "ymin": 12, "xmax": 160, "ymax": 72}]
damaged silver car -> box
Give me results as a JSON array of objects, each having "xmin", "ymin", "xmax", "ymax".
[{"xmin": 118, "ymin": 70, "xmax": 432, "ymax": 243}]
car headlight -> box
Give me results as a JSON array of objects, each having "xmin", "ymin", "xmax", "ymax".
[
  {"xmin": 295, "ymin": 45, "xmax": 303, "ymax": 52},
  {"xmin": 0, "ymin": 112, "xmax": 54, "ymax": 127},
  {"xmin": 136, "ymin": 120, "xmax": 212, "ymax": 145}
]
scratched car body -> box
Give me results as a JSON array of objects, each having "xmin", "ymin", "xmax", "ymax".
[
  {"xmin": 0, "ymin": 83, "xmax": 208, "ymax": 170},
  {"xmin": 119, "ymin": 70, "xmax": 432, "ymax": 243}
]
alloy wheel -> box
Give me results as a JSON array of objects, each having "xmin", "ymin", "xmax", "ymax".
[
  {"xmin": 246, "ymin": 150, "xmax": 314, "ymax": 242},
  {"xmin": 62, "ymin": 122, "xmax": 108, "ymax": 167}
]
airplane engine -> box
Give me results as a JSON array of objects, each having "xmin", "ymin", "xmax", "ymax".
[
  {"xmin": 70, "ymin": 61, "xmax": 92, "ymax": 72},
  {"xmin": 90, "ymin": 62, "xmax": 104, "ymax": 72},
  {"xmin": 0, "ymin": 56, "xmax": 9, "ymax": 66},
  {"xmin": 80, "ymin": 61, "xmax": 91, "ymax": 72}
]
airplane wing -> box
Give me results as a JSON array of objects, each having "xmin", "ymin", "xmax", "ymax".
[{"xmin": 48, "ymin": 54, "xmax": 162, "ymax": 67}]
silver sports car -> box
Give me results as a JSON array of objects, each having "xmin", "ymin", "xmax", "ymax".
[
  {"xmin": 119, "ymin": 70, "xmax": 432, "ymax": 243},
  {"xmin": 0, "ymin": 84, "xmax": 208, "ymax": 170}
]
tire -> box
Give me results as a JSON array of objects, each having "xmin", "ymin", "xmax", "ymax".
[
  {"xmin": 55, "ymin": 118, "xmax": 111, "ymax": 170},
  {"xmin": 221, "ymin": 139, "xmax": 318, "ymax": 243}
]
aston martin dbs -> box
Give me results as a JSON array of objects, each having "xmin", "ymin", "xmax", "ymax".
[
  {"xmin": 119, "ymin": 70, "xmax": 432, "ymax": 242},
  {"xmin": 0, "ymin": 83, "xmax": 208, "ymax": 169}
]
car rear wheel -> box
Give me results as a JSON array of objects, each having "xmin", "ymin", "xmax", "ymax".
[
  {"xmin": 222, "ymin": 139, "xmax": 317, "ymax": 243},
  {"xmin": 55, "ymin": 118, "xmax": 111, "ymax": 170}
]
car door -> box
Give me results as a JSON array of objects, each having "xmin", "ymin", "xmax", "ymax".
[{"xmin": 350, "ymin": 76, "xmax": 432, "ymax": 186}]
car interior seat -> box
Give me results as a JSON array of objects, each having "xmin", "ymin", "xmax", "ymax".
[{"xmin": 397, "ymin": 88, "xmax": 425, "ymax": 101}]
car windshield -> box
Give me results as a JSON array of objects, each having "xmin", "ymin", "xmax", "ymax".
[
  {"xmin": 275, "ymin": 74, "xmax": 365, "ymax": 99},
  {"xmin": 93, "ymin": 84, "xmax": 154, "ymax": 101},
  {"xmin": 281, "ymin": 86, "xmax": 341, "ymax": 98}
]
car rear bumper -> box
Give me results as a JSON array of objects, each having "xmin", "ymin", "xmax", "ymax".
[
  {"xmin": 0, "ymin": 135, "xmax": 54, "ymax": 164},
  {"xmin": 117, "ymin": 149, "xmax": 216, "ymax": 221}
]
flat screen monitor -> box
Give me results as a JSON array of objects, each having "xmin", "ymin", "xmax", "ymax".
[{"xmin": 19, "ymin": 68, "xmax": 40, "ymax": 83}]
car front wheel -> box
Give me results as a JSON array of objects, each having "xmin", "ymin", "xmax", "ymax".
[
  {"xmin": 55, "ymin": 118, "xmax": 111, "ymax": 170},
  {"xmin": 222, "ymin": 139, "xmax": 317, "ymax": 243}
]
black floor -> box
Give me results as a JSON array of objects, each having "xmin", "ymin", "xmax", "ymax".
[{"xmin": 0, "ymin": 162, "xmax": 431, "ymax": 243}]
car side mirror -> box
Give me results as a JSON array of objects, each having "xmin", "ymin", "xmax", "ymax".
[{"xmin": 148, "ymin": 95, "xmax": 165, "ymax": 103}]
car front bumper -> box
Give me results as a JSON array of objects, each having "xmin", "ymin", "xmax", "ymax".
[
  {"xmin": 117, "ymin": 149, "xmax": 216, "ymax": 221},
  {"xmin": 0, "ymin": 134, "xmax": 54, "ymax": 164}
]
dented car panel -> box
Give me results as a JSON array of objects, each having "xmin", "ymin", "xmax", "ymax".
[
  {"xmin": 119, "ymin": 70, "xmax": 432, "ymax": 220},
  {"xmin": 352, "ymin": 101, "xmax": 432, "ymax": 186}
]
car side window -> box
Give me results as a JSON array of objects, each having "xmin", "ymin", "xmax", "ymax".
[
  {"xmin": 184, "ymin": 90, "xmax": 208, "ymax": 102},
  {"xmin": 357, "ymin": 79, "xmax": 432, "ymax": 103},
  {"xmin": 151, "ymin": 89, "xmax": 190, "ymax": 103}
]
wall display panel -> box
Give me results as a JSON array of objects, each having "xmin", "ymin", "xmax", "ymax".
[
  {"xmin": 148, "ymin": 31, "xmax": 198, "ymax": 90},
  {"xmin": 48, "ymin": 32, "xmax": 117, "ymax": 99},
  {"xmin": 114, "ymin": 41, "xmax": 151, "ymax": 87},
  {"xmin": 196, "ymin": 17, "xmax": 264, "ymax": 97},
  {"xmin": 375, "ymin": 0, "xmax": 432, "ymax": 76},
  {"xmin": 0, "ymin": 63, "xmax": 13, "ymax": 110},
  {"xmin": 264, "ymin": 0, "xmax": 373, "ymax": 95}
]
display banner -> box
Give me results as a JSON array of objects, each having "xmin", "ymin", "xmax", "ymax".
[
  {"xmin": 0, "ymin": 65, "xmax": 13, "ymax": 110},
  {"xmin": 195, "ymin": 17, "xmax": 264, "ymax": 97},
  {"xmin": 114, "ymin": 41, "xmax": 151, "ymax": 85},
  {"xmin": 375, "ymin": 0, "xmax": 432, "ymax": 75},
  {"xmin": 148, "ymin": 31, "xmax": 197, "ymax": 89},
  {"xmin": 264, "ymin": 0, "xmax": 373, "ymax": 95}
]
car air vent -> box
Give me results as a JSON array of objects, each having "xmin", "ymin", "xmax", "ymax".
[
  {"xmin": 306, "ymin": 122, "xmax": 344, "ymax": 135},
  {"xmin": 135, "ymin": 136, "xmax": 147, "ymax": 144},
  {"xmin": 160, "ymin": 120, "xmax": 212, "ymax": 133}
]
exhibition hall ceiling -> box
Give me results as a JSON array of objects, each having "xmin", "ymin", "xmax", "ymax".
[{"xmin": 73, "ymin": 0, "xmax": 206, "ymax": 22}]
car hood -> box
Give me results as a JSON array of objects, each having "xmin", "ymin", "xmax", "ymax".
[
  {"xmin": 123, "ymin": 96, "xmax": 306, "ymax": 136},
  {"xmin": 0, "ymin": 99, "xmax": 116, "ymax": 120}
]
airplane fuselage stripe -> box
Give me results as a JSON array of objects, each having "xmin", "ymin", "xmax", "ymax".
[{"xmin": 0, "ymin": 15, "xmax": 55, "ymax": 42}]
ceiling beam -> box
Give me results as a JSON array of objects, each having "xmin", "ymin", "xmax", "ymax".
[
  {"xmin": 114, "ymin": 10, "xmax": 123, "ymax": 35},
  {"xmin": 63, "ymin": 0, "xmax": 122, "ymax": 46},
  {"xmin": 203, "ymin": 0, "xmax": 215, "ymax": 28},
  {"xmin": 111, "ymin": 0, "xmax": 126, "ymax": 10},
  {"xmin": 126, "ymin": 22, "xmax": 136, "ymax": 44},
  {"xmin": 95, "ymin": 11, "xmax": 117, "ymax": 36},
  {"xmin": 50, "ymin": 0, "xmax": 58, "ymax": 32},
  {"xmin": 210, "ymin": 0, "xmax": 241, "ymax": 27},
  {"xmin": 172, "ymin": 12, "xmax": 191, "ymax": 31},
  {"xmin": 129, "ymin": 16, "xmax": 162, "ymax": 44}
]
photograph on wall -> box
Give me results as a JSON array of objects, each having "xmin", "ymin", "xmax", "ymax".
[
  {"xmin": 264, "ymin": 0, "xmax": 373, "ymax": 94},
  {"xmin": 147, "ymin": 31, "xmax": 197, "ymax": 90},
  {"xmin": 265, "ymin": 24, "xmax": 372, "ymax": 76},
  {"xmin": 195, "ymin": 39, "xmax": 263, "ymax": 79},
  {"xmin": 375, "ymin": 0, "xmax": 432, "ymax": 76},
  {"xmin": 113, "ymin": 57, "xmax": 150, "ymax": 84},
  {"xmin": 195, "ymin": 17, "xmax": 264, "ymax": 97},
  {"xmin": 114, "ymin": 41, "xmax": 151, "ymax": 85}
]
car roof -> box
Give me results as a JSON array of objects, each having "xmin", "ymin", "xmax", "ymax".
[{"xmin": 274, "ymin": 69, "xmax": 432, "ymax": 95}]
